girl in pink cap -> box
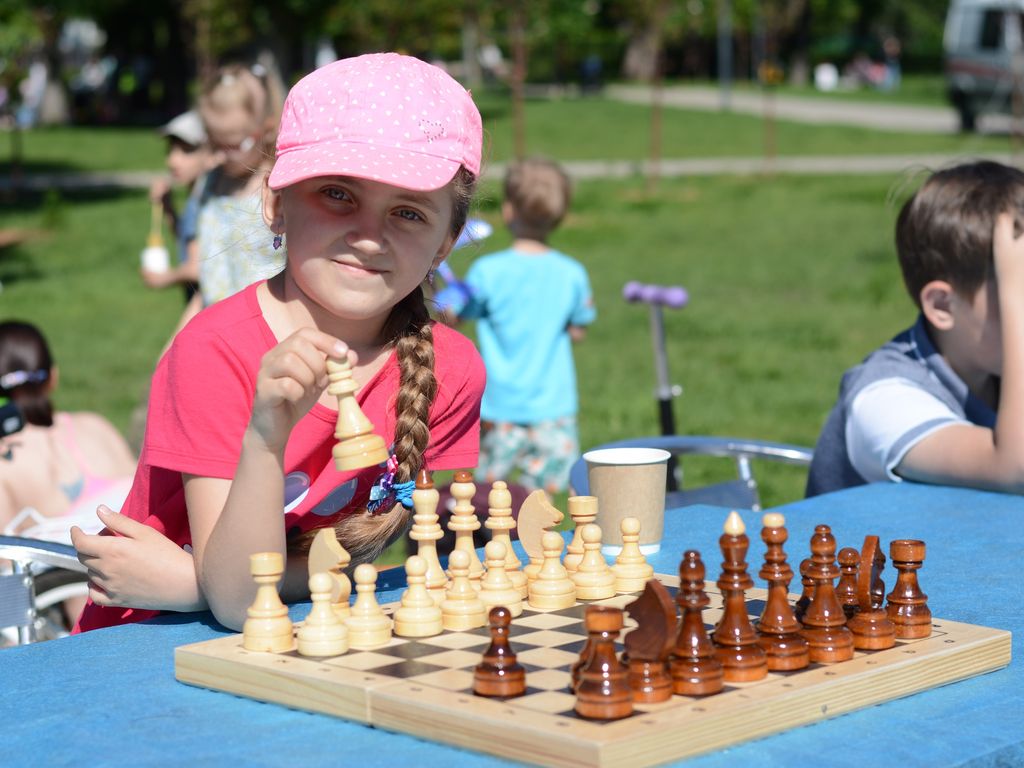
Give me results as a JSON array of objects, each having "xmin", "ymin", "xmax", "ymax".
[{"xmin": 72, "ymin": 53, "xmax": 486, "ymax": 632}]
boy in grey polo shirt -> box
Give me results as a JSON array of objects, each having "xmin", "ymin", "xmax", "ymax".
[{"xmin": 807, "ymin": 161, "xmax": 1024, "ymax": 497}]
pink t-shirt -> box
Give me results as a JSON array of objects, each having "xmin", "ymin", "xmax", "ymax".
[{"xmin": 76, "ymin": 282, "xmax": 484, "ymax": 631}]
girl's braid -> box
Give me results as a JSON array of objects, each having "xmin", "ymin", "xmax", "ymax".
[{"xmin": 292, "ymin": 167, "xmax": 476, "ymax": 568}]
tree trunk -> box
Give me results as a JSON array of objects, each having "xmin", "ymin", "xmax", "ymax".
[
  {"xmin": 509, "ymin": 0, "xmax": 527, "ymax": 159},
  {"xmin": 34, "ymin": 7, "xmax": 69, "ymax": 125},
  {"xmin": 622, "ymin": 0, "xmax": 673, "ymax": 82}
]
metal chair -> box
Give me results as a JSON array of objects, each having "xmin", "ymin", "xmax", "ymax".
[
  {"xmin": 569, "ymin": 435, "xmax": 814, "ymax": 513},
  {"xmin": 0, "ymin": 534, "xmax": 89, "ymax": 645}
]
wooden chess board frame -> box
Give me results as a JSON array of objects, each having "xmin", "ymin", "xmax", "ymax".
[{"xmin": 175, "ymin": 574, "xmax": 1011, "ymax": 768}]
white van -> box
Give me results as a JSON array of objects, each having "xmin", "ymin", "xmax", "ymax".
[{"xmin": 944, "ymin": 0, "xmax": 1024, "ymax": 131}]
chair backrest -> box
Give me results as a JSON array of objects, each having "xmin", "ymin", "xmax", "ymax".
[
  {"xmin": 570, "ymin": 435, "xmax": 813, "ymax": 512},
  {"xmin": 0, "ymin": 535, "xmax": 88, "ymax": 645}
]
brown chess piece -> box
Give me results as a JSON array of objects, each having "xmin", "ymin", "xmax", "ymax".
[
  {"xmin": 623, "ymin": 580, "xmax": 676, "ymax": 703},
  {"xmin": 847, "ymin": 535, "xmax": 896, "ymax": 650},
  {"xmin": 756, "ymin": 513, "xmax": 809, "ymax": 671},
  {"xmin": 836, "ymin": 547, "xmax": 861, "ymax": 620},
  {"xmin": 574, "ymin": 606, "xmax": 633, "ymax": 720},
  {"xmin": 793, "ymin": 558, "xmax": 813, "ymax": 623},
  {"xmin": 569, "ymin": 633, "xmax": 594, "ymax": 694},
  {"xmin": 712, "ymin": 511, "xmax": 768, "ymax": 682},
  {"xmin": 669, "ymin": 550, "xmax": 724, "ymax": 696},
  {"xmin": 473, "ymin": 606, "xmax": 526, "ymax": 698},
  {"xmin": 886, "ymin": 539, "xmax": 932, "ymax": 639},
  {"xmin": 799, "ymin": 524, "xmax": 854, "ymax": 663}
]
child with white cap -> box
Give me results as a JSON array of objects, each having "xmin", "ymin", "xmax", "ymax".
[
  {"xmin": 72, "ymin": 53, "xmax": 486, "ymax": 632},
  {"xmin": 142, "ymin": 110, "xmax": 212, "ymax": 304}
]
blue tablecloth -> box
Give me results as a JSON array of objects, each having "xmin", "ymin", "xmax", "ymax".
[{"xmin": 2, "ymin": 482, "xmax": 1021, "ymax": 767}]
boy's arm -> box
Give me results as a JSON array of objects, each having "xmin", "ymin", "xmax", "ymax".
[
  {"xmin": 568, "ymin": 325, "xmax": 587, "ymax": 343},
  {"xmin": 896, "ymin": 213, "xmax": 1024, "ymax": 492}
]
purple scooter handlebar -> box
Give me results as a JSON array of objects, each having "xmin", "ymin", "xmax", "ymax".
[{"xmin": 622, "ymin": 281, "xmax": 689, "ymax": 309}]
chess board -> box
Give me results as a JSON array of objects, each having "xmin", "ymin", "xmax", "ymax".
[{"xmin": 175, "ymin": 574, "xmax": 1011, "ymax": 768}]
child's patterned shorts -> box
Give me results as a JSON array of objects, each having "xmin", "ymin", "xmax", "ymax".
[{"xmin": 476, "ymin": 416, "xmax": 579, "ymax": 494}]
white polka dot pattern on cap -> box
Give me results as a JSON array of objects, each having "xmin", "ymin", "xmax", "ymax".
[{"xmin": 268, "ymin": 53, "xmax": 482, "ymax": 192}]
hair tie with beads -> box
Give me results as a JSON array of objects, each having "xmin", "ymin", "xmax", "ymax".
[{"xmin": 366, "ymin": 454, "xmax": 416, "ymax": 515}]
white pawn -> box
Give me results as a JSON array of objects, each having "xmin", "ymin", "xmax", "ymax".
[
  {"xmin": 611, "ymin": 517, "xmax": 655, "ymax": 593},
  {"xmin": 344, "ymin": 563, "xmax": 393, "ymax": 649},
  {"xmin": 528, "ymin": 531, "xmax": 577, "ymax": 610},
  {"xmin": 394, "ymin": 555, "xmax": 444, "ymax": 637},
  {"xmin": 564, "ymin": 496, "xmax": 598, "ymax": 574},
  {"xmin": 410, "ymin": 470, "xmax": 448, "ymax": 606},
  {"xmin": 441, "ymin": 549, "xmax": 488, "ymax": 631},
  {"xmin": 478, "ymin": 540, "xmax": 524, "ymax": 617},
  {"xmin": 571, "ymin": 523, "xmax": 616, "ymax": 600},
  {"xmin": 297, "ymin": 572, "xmax": 350, "ymax": 657},
  {"xmin": 485, "ymin": 481, "xmax": 528, "ymax": 599},
  {"xmin": 243, "ymin": 552, "xmax": 294, "ymax": 653}
]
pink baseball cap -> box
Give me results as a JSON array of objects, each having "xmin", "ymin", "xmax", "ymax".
[{"xmin": 268, "ymin": 53, "xmax": 482, "ymax": 192}]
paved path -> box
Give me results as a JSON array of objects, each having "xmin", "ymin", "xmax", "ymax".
[
  {"xmin": 606, "ymin": 84, "xmax": 964, "ymax": 133},
  {"xmin": 2, "ymin": 151, "xmax": 1019, "ymax": 193}
]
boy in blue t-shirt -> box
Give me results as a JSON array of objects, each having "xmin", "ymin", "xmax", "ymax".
[
  {"xmin": 453, "ymin": 157, "xmax": 596, "ymax": 493},
  {"xmin": 807, "ymin": 160, "xmax": 1024, "ymax": 497}
]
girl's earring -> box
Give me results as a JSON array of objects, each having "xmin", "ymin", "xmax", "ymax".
[
  {"xmin": 426, "ymin": 267, "xmax": 436, "ymax": 286},
  {"xmin": 272, "ymin": 233, "xmax": 283, "ymax": 250}
]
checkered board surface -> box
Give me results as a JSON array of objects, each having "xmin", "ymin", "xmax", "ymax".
[{"xmin": 175, "ymin": 575, "xmax": 1011, "ymax": 768}]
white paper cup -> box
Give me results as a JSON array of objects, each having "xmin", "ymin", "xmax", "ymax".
[
  {"xmin": 584, "ymin": 447, "xmax": 670, "ymax": 556},
  {"xmin": 141, "ymin": 245, "xmax": 170, "ymax": 273}
]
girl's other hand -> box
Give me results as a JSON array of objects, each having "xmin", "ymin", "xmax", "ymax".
[
  {"xmin": 249, "ymin": 328, "xmax": 353, "ymax": 453},
  {"xmin": 70, "ymin": 506, "xmax": 207, "ymax": 612}
]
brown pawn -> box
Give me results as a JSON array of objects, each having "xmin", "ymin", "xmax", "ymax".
[
  {"xmin": 574, "ymin": 606, "xmax": 633, "ymax": 721},
  {"xmin": 623, "ymin": 580, "xmax": 676, "ymax": 703},
  {"xmin": 836, "ymin": 547, "xmax": 861, "ymax": 619},
  {"xmin": 799, "ymin": 524, "xmax": 854, "ymax": 663},
  {"xmin": 886, "ymin": 539, "xmax": 932, "ymax": 639},
  {"xmin": 473, "ymin": 606, "xmax": 526, "ymax": 698},
  {"xmin": 793, "ymin": 558, "xmax": 814, "ymax": 623},
  {"xmin": 847, "ymin": 535, "xmax": 896, "ymax": 650},
  {"xmin": 756, "ymin": 513, "xmax": 809, "ymax": 671},
  {"xmin": 670, "ymin": 551, "xmax": 724, "ymax": 696},
  {"xmin": 712, "ymin": 511, "xmax": 768, "ymax": 682}
]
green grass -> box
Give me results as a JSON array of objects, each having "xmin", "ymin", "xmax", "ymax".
[
  {"xmin": 1, "ymin": 126, "xmax": 166, "ymax": 174},
  {"xmin": 0, "ymin": 188, "xmax": 186, "ymax": 439}
]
